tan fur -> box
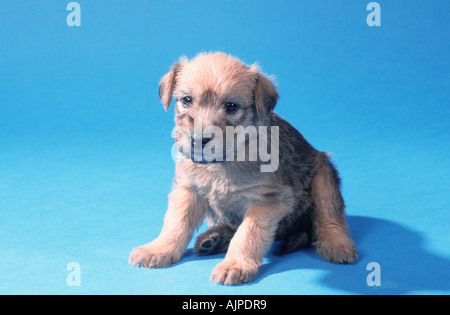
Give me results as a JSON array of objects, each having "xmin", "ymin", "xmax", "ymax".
[
  {"xmin": 211, "ymin": 202, "xmax": 290, "ymax": 285},
  {"xmin": 311, "ymin": 153, "xmax": 357, "ymax": 263},
  {"xmin": 129, "ymin": 52, "xmax": 357, "ymax": 285},
  {"xmin": 129, "ymin": 186, "xmax": 208, "ymax": 268}
]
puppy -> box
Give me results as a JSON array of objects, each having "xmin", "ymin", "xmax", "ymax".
[{"xmin": 129, "ymin": 52, "xmax": 357, "ymax": 285}]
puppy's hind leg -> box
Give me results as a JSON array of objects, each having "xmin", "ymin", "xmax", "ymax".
[
  {"xmin": 311, "ymin": 153, "xmax": 358, "ymax": 264},
  {"xmin": 194, "ymin": 225, "xmax": 235, "ymax": 256}
]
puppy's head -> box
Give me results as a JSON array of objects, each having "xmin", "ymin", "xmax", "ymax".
[{"xmin": 159, "ymin": 52, "xmax": 279, "ymax": 164}]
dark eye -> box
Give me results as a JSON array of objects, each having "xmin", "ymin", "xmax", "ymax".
[
  {"xmin": 181, "ymin": 96, "xmax": 193, "ymax": 107},
  {"xmin": 225, "ymin": 102, "xmax": 238, "ymax": 113}
]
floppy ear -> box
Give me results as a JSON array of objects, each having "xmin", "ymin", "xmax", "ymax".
[
  {"xmin": 253, "ymin": 69, "xmax": 279, "ymax": 118},
  {"xmin": 158, "ymin": 63, "xmax": 182, "ymax": 111}
]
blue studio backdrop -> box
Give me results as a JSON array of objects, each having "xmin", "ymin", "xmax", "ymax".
[{"xmin": 0, "ymin": 1, "xmax": 449, "ymax": 294}]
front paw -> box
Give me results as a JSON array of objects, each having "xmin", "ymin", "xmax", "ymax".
[
  {"xmin": 129, "ymin": 242, "xmax": 181, "ymax": 268},
  {"xmin": 210, "ymin": 259, "xmax": 258, "ymax": 285}
]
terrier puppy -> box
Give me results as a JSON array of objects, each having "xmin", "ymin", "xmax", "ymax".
[{"xmin": 129, "ymin": 52, "xmax": 357, "ymax": 285}]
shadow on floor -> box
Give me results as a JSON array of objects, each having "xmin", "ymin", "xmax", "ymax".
[
  {"xmin": 254, "ymin": 215, "xmax": 450, "ymax": 294},
  {"xmin": 178, "ymin": 216, "xmax": 449, "ymax": 294}
]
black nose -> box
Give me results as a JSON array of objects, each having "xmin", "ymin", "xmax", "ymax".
[
  {"xmin": 202, "ymin": 137, "xmax": 213, "ymax": 147},
  {"xmin": 192, "ymin": 137, "xmax": 213, "ymax": 148}
]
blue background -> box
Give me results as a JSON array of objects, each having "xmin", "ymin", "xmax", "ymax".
[{"xmin": 0, "ymin": 0, "xmax": 449, "ymax": 294}]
